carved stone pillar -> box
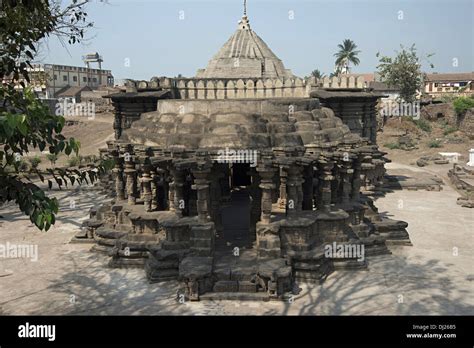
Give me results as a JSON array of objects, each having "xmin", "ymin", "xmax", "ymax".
[
  {"xmin": 167, "ymin": 173, "xmax": 175, "ymax": 212},
  {"xmin": 192, "ymin": 168, "xmax": 211, "ymax": 223},
  {"xmin": 351, "ymin": 158, "xmax": 362, "ymax": 202},
  {"xmin": 124, "ymin": 159, "xmax": 137, "ymax": 205},
  {"xmin": 257, "ymin": 165, "xmax": 276, "ymax": 224},
  {"xmin": 319, "ymin": 159, "xmax": 334, "ymax": 212},
  {"xmin": 285, "ymin": 164, "xmax": 304, "ymax": 217},
  {"xmin": 113, "ymin": 106, "xmax": 122, "ymax": 140},
  {"xmin": 140, "ymin": 165, "xmax": 153, "ymax": 212},
  {"xmin": 302, "ymin": 165, "xmax": 313, "ymax": 210},
  {"xmin": 170, "ymin": 167, "xmax": 185, "ymax": 217},
  {"xmin": 210, "ymin": 166, "xmax": 223, "ymax": 232},
  {"xmin": 331, "ymin": 166, "xmax": 340, "ymax": 204},
  {"xmin": 277, "ymin": 166, "xmax": 287, "ymax": 209},
  {"xmin": 341, "ymin": 162, "xmax": 354, "ymax": 204},
  {"xmin": 312, "ymin": 165, "xmax": 320, "ymax": 210},
  {"xmin": 150, "ymin": 168, "xmax": 158, "ymax": 211},
  {"xmin": 360, "ymin": 154, "xmax": 374, "ymax": 191},
  {"xmin": 249, "ymin": 167, "xmax": 261, "ymax": 240},
  {"xmin": 112, "ymin": 156, "xmax": 125, "ymax": 201}
]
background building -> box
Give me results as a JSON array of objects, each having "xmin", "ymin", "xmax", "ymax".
[
  {"xmin": 424, "ymin": 72, "xmax": 474, "ymax": 97},
  {"xmin": 28, "ymin": 61, "xmax": 114, "ymax": 99}
]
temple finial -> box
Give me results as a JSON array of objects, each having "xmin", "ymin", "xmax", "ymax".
[{"xmin": 238, "ymin": 0, "xmax": 250, "ymax": 29}]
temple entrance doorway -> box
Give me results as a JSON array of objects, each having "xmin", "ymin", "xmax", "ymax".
[
  {"xmin": 231, "ymin": 163, "xmax": 251, "ymax": 187},
  {"xmin": 215, "ymin": 163, "xmax": 253, "ymax": 252}
]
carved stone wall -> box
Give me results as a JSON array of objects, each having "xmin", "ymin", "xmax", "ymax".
[{"xmin": 126, "ymin": 75, "xmax": 366, "ymax": 101}]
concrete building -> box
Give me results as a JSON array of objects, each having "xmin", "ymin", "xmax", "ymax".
[
  {"xmin": 28, "ymin": 63, "xmax": 114, "ymax": 98},
  {"xmin": 424, "ymin": 72, "xmax": 474, "ymax": 97}
]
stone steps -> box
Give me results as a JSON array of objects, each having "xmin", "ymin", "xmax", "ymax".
[
  {"xmin": 145, "ymin": 248, "xmax": 184, "ymax": 283},
  {"xmin": 190, "ymin": 237, "xmax": 213, "ymax": 248},
  {"xmin": 199, "ymin": 292, "xmax": 270, "ymax": 301},
  {"xmin": 212, "ymin": 280, "xmax": 258, "ymax": 293},
  {"xmin": 190, "ymin": 246, "xmax": 213, "ymax": 257}
]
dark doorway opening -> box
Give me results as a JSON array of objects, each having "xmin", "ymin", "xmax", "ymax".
[
  {"xmin": 216, "ymin": 187, "xmax": 251, "ymax": 251},
  {"xmin": 215, "ymin": 163, "xmax": 253, "ymax": 252},
  {"xmin": 231, "ymin": 163, "xmax": 251, "ymax": 187}
]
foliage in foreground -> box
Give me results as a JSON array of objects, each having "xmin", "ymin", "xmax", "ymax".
[{"xmin": 0, "ymin": 0, "xmax": 113, "ymax": 231}]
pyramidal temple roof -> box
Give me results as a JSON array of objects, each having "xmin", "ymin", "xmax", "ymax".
[{"xmin": 195, "ymin": 14, "xmax": 295, "ymax": 79}]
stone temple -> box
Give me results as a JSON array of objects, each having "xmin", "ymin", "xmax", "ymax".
[{"xmin": 78, "ymin": 10, "xmax": 411, "ymax": 301}]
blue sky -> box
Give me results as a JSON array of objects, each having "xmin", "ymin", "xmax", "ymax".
[{"xmin": 41, "ymin": 0, "xmax": 474, "ymax": 81}]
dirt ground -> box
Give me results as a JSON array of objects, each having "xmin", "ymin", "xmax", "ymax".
[
  {"xmin": 378, "ymin": 118, "xmax": 474, "ymax": 165},
  {"xmin": 60, "ymin": 113, "xmax": 115, "ymax": 157},
  {"xmin": 25, "ymin": 112, "xmax": 115, "ymax": 169}
]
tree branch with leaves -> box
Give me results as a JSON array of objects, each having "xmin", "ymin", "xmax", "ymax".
[{"xmin": 0, "ymin": 0, "xmax": 113, "ymax": 231}]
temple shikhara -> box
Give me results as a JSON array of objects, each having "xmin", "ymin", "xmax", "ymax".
[{"xmin": 77, "ymin": 7, "xmax": 411, "ymax": 301}]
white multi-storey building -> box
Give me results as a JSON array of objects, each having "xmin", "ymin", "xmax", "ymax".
[{"xmin": 27, "ymin": 63, "xmax": 114, "ymax": 98}]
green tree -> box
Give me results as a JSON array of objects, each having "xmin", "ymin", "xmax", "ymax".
[
  {"xmin": 453, "ymin": 96, "xmax": 474, "ymax": 117},
  {"xmin": 334, "ymin": 39, "xmax": 361, "ymax": 74},
  {"xmin": 0, "ymin": 0, "xmax": 112, "ymax": 231},
  {"xmin": 376, "ymin": 44, "xmax": 434, "ymax": 104},
  {"xmin": 310, "ymin": 69, "xmax": 326, "ymax": 80}
]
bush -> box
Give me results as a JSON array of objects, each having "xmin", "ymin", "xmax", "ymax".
[
  {"xmin": 46, "ymin": 153, "xmax": 58, "ymax": 166},
  {"xmin": 453, "ymin": 96, "xmax": 474, "ymax": 116},
  {"xmin": 439, "ymin": 94, "xmax": 457, "ymax": 103},
  {"xmin": 82, "ymin": 155, "xmax": 96, "ymax": 165},
  {"xmin": 384, "ymin": 142, "xmax": 400, "ymax": 150},
  {"xmin": 67, "ymin": 156, "xmax": 82, "ymax": 167},
  {"xmin": 28, "ymin": 156, "xmax": 42, "ymax": 169},
  {"xmin": 412, "ymin": 118, "xmax": 432, "ymax": 132},
  {"xmin": 428, "ymin": 140, "xmax": 442, "ymax": 148},
  {"xmin": 443, "ymin": 126, "xmax": 457, "ymax": 136}
]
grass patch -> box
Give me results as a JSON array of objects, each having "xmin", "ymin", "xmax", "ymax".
[
  {"xmin": 428, "ymin": 140, "xmax": 442, "ymax": 148},
  {"xmin": 67, "ymin": 155, "xmax": 83, "ymax": 167},
  {"xmin": 384, "ymin": 142, "xmax": 400, "ymax": 150},
  {"xmin": 412, "ymin": 118, "xmax": 432, "ymax": 132},
  {"xmin": 443, "ymin": 126, "xmax": 457, "ymax": 136}
]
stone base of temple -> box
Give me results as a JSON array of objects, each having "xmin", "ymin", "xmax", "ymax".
[
  {"xmin": 70, "ymin": 233, "xmax": 96, "ymax": 244},
  {"xmin": 77, "ymin": 191, "xmax": 409, "ymax": 301},
  {"xmin": 145, "ymin": 248, "xmax": 186, "ymax": 283},
  {"xmin": 289, "ymin": 248, "xmax": 334, "ymax": 283},
  {"xmin": 449, "ymin": 164, "xmax": 474, "ymax": 208}
]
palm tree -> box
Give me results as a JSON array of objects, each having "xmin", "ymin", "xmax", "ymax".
[
  {"xmin": 310, "ymin": 69, "xmax": 326, "ymax": 80},
  {"xmin": 334, "ymin": 39, "xmax": 361, "ymax": 74},
  {"xmin": 329, "ymin": 65, "xmax": 342, "ymax": 78}
]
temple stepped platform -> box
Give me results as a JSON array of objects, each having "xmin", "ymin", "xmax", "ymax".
[{"xmin": 76, "ymin": 183, "xmax": 409, "ymax": 300}]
